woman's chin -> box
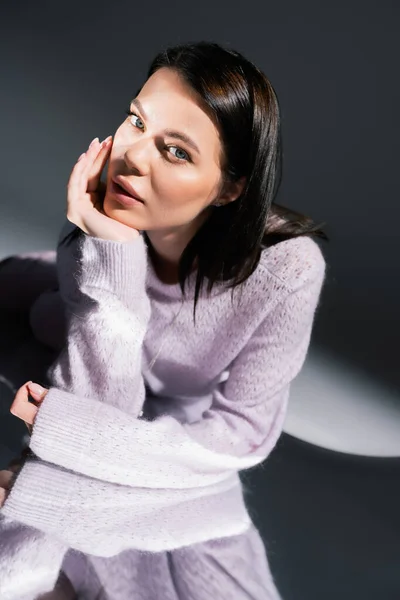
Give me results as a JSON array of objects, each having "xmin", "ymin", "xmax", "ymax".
[{"xmin": 103, "ymin": 195, "xmax": 142, "ymax": 229}]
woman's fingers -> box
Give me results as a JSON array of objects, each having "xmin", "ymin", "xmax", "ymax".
[
  {"xmin": 66, "ymin": 140, "xmax": 97, "ymax": 226},
  {"xmin": 9, "ymin": 381, "xmax": 40, "ymax": 426},
  {"xmin": 66, "ymin": 137, "xmax": 111, "ymax": 224},
  {"xmin": 27, "ymin": 382, "xmax": 48, "ymax": 402},
  {"xmin": 67, "ymin": 137, "xmax": 99, "ymax": 194},
  {"xmin": 0, "ymin": 488, "xmax": 7, "ymax": 505},
  {"xmin": 0, "ymin": 487, "xmax": 8, "ymax": 507},
  {"xmin": 66, "ymin": 150, "xmax": 90, "ymax": 212},
  {"xmin": 87, "ymin": 136, "xmax": 112, "ymax": 193}
]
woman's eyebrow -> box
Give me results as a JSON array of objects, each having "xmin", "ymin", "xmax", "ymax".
[{"xmin": 131, "ymin": 98, "xmax": 201, "ymax": 154}]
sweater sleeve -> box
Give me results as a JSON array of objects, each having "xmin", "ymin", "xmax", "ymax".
[
  {"xmin": 26, "ymin": 251, "xmax": 326, "ymax": 490},
  {"xmin": 0, "ymin": 515, "xmax": 68, "ymax": 600},
  {"xmin": 44, "ymin": 220, "xmax": 151, "ymax": 419},
  {"xmin": 0, "ymin": 257, "xmax": 326, "ymax": 558},
  {"xmin": 0, "ymin": 222, "xmax": 151, "ymax": 598}
]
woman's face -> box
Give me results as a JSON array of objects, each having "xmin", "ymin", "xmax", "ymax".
[{"xmin": 103, "ymin": 67, "xmax": 226, "ymax": 235}]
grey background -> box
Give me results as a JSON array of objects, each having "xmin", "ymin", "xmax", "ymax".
[
  {"xmin": 0, "ymin": 1, "xmax": 399, "ymax": 599},
  {"xmin": 1, "ymin": 1, "xmax": 398, "ymax": 393}
]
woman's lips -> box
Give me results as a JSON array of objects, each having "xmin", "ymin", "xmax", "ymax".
[
  {"xmin": 110, "ymin": 180, "xmax": 145, "ymax": 207},
  {"xmin": 113, "ymin": 176, "xmax": 145, "ymax": 202}
]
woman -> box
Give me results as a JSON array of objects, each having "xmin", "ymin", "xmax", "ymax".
[{"xmin": 0, "ymin": 41, "xmax": 328, "ymax": 599}]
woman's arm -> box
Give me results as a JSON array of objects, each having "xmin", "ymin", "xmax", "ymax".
[
  {"xmin": 43, "ymin": 221, "xmax": 151, "ymax": 417},
  {"xmin": 29, "ymin": 259, "xmax": 326, "ymax": 489},
  {"xmin": 0, "ymin": 451, "xmax": 248, "ymax": 557},
  {"xmin": 0, "ymin": 259, "xmax": 326, "ymax": 561}
]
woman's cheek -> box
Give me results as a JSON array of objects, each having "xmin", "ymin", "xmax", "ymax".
[{"xmin": 112, "ymin": 124, "xmax": 130, "ymax": 146}]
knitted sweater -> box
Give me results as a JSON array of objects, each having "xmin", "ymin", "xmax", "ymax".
[{"xmin": 0, "ymin": 220, "xmax": 326, "ymax": 599}]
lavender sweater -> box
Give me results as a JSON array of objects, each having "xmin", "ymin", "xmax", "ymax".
[{"xmin": 0, "ymin": 221, "xmax": 326, "ymax": 599}]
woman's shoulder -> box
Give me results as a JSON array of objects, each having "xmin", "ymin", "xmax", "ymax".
[
  {"xmin": 231, "ymin": 235, "xmax": 326, "ymax": 314},
  {"xmin": 258, "ymin": 235, "xmax": 326, "ymax": 293}
]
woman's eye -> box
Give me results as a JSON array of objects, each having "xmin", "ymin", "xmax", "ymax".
[
  {"xmin": 124, "ymin": 109, "xmax": 191, "ymax": 163},
  {"xmin": 168, "ymin": 146, "xmax": 190, "ymax": 161},
  {"xmin": 125, "ymin": 110, "xmax": 144, "ymax": 130}
]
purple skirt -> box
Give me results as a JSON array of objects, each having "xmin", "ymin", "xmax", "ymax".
[{"xmin": 62, "ymin": 522, "xmax": 283, "ymax": 600}]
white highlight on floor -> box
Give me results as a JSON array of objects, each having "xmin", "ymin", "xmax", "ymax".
[{"xmin": 284, "ymin": 348, "xmax": 400, "ymax": 457}]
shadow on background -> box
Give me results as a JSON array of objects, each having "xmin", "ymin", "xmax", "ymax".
[{"xmin": 242, "ymin": 434, "xmax": 400, "ymax": 600}]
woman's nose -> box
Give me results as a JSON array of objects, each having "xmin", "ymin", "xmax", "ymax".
[{"xmin": 124, "ymin": 141, "xmax": 151, "ymax": 175}]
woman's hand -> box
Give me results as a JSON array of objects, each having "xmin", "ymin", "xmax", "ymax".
[
  {"xmin": 9, "ymin": 381, "xmax": 49, "ymax": 435},
  {"xmin": 67, "ymin": 136, "xmax": 140, "ymax": 242}
]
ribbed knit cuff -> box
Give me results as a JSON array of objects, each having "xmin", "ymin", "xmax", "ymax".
[
  {"xmin": 1, "ymin": 459, "xmax": 73, "ymax": 545},
  {"xmin": 57, "ymin": 228, "xmax": 149, "ymax": 310},
  {"xmin": 29, "ymin": 387, "xmax": 97, "ymax": 470},
  {"xmin": 76, "ymin": 232, "xmax": 148, "ymax": 306}
]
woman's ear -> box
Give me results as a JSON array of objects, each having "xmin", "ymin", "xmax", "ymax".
[{"xmin": 218, "ymin": 176, "xmax": 246, "ymax": 205}]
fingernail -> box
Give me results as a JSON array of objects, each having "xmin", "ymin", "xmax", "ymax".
[
  {"xmin": 28, "ymin": 383, "xmax": 46, "ymax": 397},
  {"xmin": 89, "ymin": 137, "xmax": 99, "ymax": 148},
  {"xmin": 77, "ymin": 152, "xmax": 86, "ymax": 161},
  {"xmin": 100, "ymin": 136, "xmax": 112, "ymax": 147}
]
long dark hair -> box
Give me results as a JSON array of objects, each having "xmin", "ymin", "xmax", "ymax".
[{"xmin": 141, "ymin": 41, "xmax": 329, "ymax": 323}]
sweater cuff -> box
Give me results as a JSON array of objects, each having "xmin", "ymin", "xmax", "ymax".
[
  {"xmin": 57, "ymin": 228, "xmax": 149, "ymax": 309},
  {"xmin": 81, "ymin": 232, "xmax": 147, "ymax": 288},
  {"xmin": 76, "ymin": 232, "xmax": 148, "ymax": 304},
  {"xmin": 29, "ymin": 387, "xmax": 95, "ymax": 468},
  {"xmin": 1, "ymin": 459, "xmax": 73, "ymax": 545}
]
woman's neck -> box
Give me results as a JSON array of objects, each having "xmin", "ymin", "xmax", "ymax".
[
  {"xmin": 147, "ymin": 241, "xmax": 198, "ymax": 286},
  {"xmin": 144, "ymin": 210, "xmax": 211, "ymax": 285},
  {"xmin": 151, "ymin": 256, "xmax": 180, "ymax": 285}
]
